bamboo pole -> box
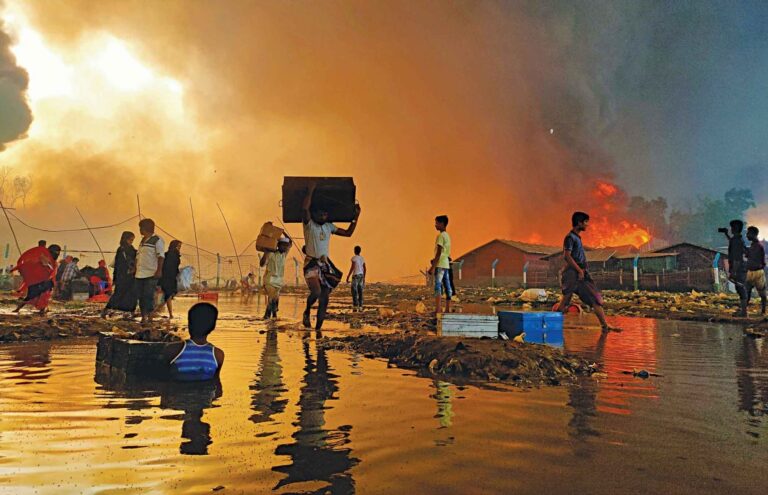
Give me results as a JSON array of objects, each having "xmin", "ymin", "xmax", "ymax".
[
  {"xmin": 189, "ymin": 198, "xmax": 203, "ymax": 288},
  {"xmin": 75, "ymin": 207, "xmax": 106, "ymax": 262},
  {"xmin": 0, "ymin": 200, "xmax": 21, "ymax": 256},
  {"xmin": 136, "ymin": 194, "xmax": 142, "ymax": 219},
  {"xmin": 217, "ymin": 203, "xmax": 243, "ymax": 281}
]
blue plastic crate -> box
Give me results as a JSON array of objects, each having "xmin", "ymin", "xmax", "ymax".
[{"xmin": 498, "ymin": 311, "xmax": 563, "ymax": 347}]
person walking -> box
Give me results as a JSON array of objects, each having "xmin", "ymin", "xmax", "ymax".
[
  {"xmin": 555, "ymin": 211, "xmax": 620, "ymax": 332},
  {"xmin": 301, "ymin": 182, "xmax": 361, "ymax": 330},
  {"xmin": 101, "ymin": 231, "xmax": 137, "ymax": 317},
  {"xmin": 345, "ymin": 246, "xmax": 367, "ymax": 311},
  {"xmin": 12, "ymin": 244, "xmax": 62, "ymax": 315},
  {"xmin": 158, "ymin": 240, "xmax": 182, "ymax": 319},
  {"xmin": 135, "ymin": 218, "xmax": 165, "ymax": 325},
  {"xmin": 261, "ymin": 236, "xmax": 291, "ymax": 319}
]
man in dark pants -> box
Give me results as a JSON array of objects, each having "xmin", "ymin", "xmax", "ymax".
[
  {"xmin": 745, "ymin": 226, "xmax": 766, "ymax": 315},
  {"xmin": 723, "ymin": 220, "xmax": 748, "ymax": 317},
  {"xmin": 135, "ymin": 218, "xmax": 165, "ymax": 324},
  {"xmin": 302, "ymin": 183, "xmax": 361, "ymax": 330}
]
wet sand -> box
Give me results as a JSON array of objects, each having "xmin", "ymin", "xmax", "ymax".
[{"xmin": 0, "ymin": 295, "xmax": 766, "ymax": 494}]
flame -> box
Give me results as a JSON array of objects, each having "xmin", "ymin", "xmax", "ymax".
[{"xmin": 584, "ymin": 180, "xmax": 651, "ymax": 248}]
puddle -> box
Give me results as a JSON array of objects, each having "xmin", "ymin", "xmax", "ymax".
[{"xmin": 0, "ymin": 296, "xmax": 766, "ymax": 494}]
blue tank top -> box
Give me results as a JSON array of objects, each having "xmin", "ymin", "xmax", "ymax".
[{"xmin": 171, "ymin": 340, "xmax": 219, "ymax": 381}]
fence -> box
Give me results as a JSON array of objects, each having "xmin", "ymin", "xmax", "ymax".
[{"xmin": 525, "ymin": 268, "xmax": 717, "ymax": 292}]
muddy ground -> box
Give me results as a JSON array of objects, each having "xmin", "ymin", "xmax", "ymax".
[{"xmin": 319, "ymin": 332, "xmax": 599, "ymax": 386}]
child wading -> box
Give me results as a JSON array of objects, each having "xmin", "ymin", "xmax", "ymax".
[
  {"xmin": 165, "ymin": 303, "xmax": 225, "ymax": 381},
  {"xmin": 346, "ymin": 246, "xmax": 367, "ymax": 311},
  {"xmin": 745, "ymin": 226, "xmax": 766, "ymax": 315},
  {"xmin": 428, "ymin": 215, "xmax": 452, "ymax": 315},
  {"xmin": 260, "ymin": 236, "xmax": 291, "ymax": 319},
  {"xmin": 301, "ymin": 182, "xmax": 361, "ymax": 330},
  {"xmin": 556, "ymin": 212, "xmax": 620, "ymax": 332}
]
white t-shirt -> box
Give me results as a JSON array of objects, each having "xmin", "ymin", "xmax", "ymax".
[
  {"xmin": 351, "ymin": 255, "xmax": 365, "ymax": 276},
  {"xmin": 303, "ymin": 220, "xmax": 337, "ymax": 259},
  {"xmin": 136, "ymin": 235, "xmax": 165, "ymax": 278},
  {"xmin": 264, "ymin": 251, "xmax": 287, "ymax": 288}
]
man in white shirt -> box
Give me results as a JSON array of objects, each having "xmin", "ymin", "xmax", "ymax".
[
  {"xmin": 345, "ymin": 246, "xmax": 367, "ymax": 311},
  {"xmin": 302, "ymin": 182, "xmax": 361, "ymax": 330},
  {"xmin": 260, "ymin": 235, "xmax": 291, "ymax": 319},
  {"xmin": 135, "ymin": 218, "xmax": 165, "ymax": 324}
]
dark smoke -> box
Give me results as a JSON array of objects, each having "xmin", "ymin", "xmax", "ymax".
[{"xmin": 0, "ymin": 14, "xmax": 31, "ymax": 150}]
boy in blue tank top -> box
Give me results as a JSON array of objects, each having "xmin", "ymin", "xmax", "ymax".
[{"xmin": 164, "ymin": 303, "xmax": 225, "ymax": 381}]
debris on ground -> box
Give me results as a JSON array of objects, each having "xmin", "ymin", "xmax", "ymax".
[
  {"xmin": 0, "ymin": 312, "xmax": 172, "ymax": 343},
  {"xmin": 319, "ymin": 333, "xmax": 599, "ymax": 386}
]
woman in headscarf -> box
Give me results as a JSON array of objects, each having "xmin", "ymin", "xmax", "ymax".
[
  {"xmin": 101, "ymin": 231, "xmax": 137, "ymax": 318},
  {"xmin": 12, "ymin": 244, "xmax": 62, "ymax": 315},
  {"xmin": 158, "ymin": 240, "xmax": 182, "ymax": 319}
]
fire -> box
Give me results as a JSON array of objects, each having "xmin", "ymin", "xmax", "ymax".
[{"xmin": 584, "ymin": 180, "xmax": 651, "ymax": 248}]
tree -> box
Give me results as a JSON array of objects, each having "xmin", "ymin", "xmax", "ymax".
[{"xmin": 0, "ymin": 166, "xmax": 32, "ymax": 207}]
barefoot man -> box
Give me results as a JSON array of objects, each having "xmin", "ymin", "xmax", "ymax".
[
  {"xmin": 555, "ymin": 211, "xmax": 619, "ymax": 332},
  {"xmin": 12, "ymin": 244, "xmax": 62, "ymax": 315}
]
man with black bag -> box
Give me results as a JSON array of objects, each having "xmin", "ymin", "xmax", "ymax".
[{"xmin": 720, "ymin": 220, "xmax": 748, "ymax": 316}]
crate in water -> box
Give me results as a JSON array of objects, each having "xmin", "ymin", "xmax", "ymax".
[
  {"xmin": 438, "ymin": 313, "xmax": 499, "ymax": 338},
  {"xmin": 498, "ymin": 311, "xmax": 564, "ymax": 347},
  {"xmin": 96, "ymin": 332, "xmax": 169, "ymax": 378},
  {"xmin": 282, "ymin": 176, "xmax": 357, "ymax": 223}
]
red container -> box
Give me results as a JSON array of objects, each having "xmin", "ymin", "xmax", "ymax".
[{"xmin": 198, "ymin": 292, "xmax": 219, "ymax": 302}]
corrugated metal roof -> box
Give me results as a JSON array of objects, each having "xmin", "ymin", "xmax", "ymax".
[
  {"xmin": 652, "ymin": 242, "xmax": 726, "ymax": 255},
  {"xmin": 615, "ymin": 252, "xmax": 678, "ymax": 260},
  {"xmin": 497, "ymin": 240, "xmax": 561, "ymax": 255}
]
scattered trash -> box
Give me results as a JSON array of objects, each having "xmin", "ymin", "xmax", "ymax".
[{"xmin": 621, "ymin": 368, "xmax": 663, "ymax": 379}]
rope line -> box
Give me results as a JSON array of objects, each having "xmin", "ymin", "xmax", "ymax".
[{"xmin": 7, "ymin": 211, "xmax": 139, "ymax": 232}]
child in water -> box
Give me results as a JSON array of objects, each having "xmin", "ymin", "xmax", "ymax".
[{"xmin": 164, "ymin": 302, "xmax": 225, "ymax": 381}]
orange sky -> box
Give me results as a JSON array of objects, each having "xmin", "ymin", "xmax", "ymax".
[{"xmin": 0, "ymin": 1, "xmax": 634, "ymax": 282}]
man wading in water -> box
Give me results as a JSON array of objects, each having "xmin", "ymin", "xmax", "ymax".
[
  {"xmin": 302, "ymin": 182, "xmax": 361, "ymax": 330},
  {"xmin": 555, "ymin": 211, "xmax": 620, "ymax": 332}
]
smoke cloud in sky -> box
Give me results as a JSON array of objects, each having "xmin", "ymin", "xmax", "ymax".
[
  {"xmin": 0, "ymin": 0, "xmax": 766, "ymax": 280},
  {"xmin": 0, "ymin": 10, "xmax": 31, "ymax": 149}
]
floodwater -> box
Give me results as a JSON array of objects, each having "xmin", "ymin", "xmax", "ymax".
[{"xmin": 1, "ymin": 296, "xmax": 766, "ymax": 494}]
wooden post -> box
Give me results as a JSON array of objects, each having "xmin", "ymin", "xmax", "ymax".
[
  {"xmin": 0, "ymin": 201, "xmax": 21, "ymax": 256},
  {"xmin": 189, "ymin": 199, "xmax": 203, "ymax": 288},
  {"xmin": 75, "ymin": 207, "xmax": 106, "ymax": 262},
  {"xmin": 216, "ymin": 203, "xmax": 243, "ymax": 282}
]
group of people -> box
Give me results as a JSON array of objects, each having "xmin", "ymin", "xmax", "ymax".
[
  {"xmin": 99, "ymin": 218, "xmax": 183, "ymax": 324},
  {"xmin": 10, "ymin": 218, "xmax": 182, "ymax": 322},
  {"xmin": 723, "ymin": 220, "xmax": 767, "ymax": 317}
]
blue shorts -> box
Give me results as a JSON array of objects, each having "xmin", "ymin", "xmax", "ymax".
[{"xmin": 434, "ymin": 268, "xmax": 453, "ymax": 297}]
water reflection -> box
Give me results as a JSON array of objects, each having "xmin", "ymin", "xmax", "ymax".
[
  {"xmin": 250, "ymin": 328, "xmax": 287, "ymax": 425},
  {"xmin": 95, "ymin": 364, "xmax": 222, "ymax": 455},
  {"xmin": 431, "ymin": 380, "xmax": 454, "ymax": 428},
  {"xmin": 736, "ymin": 336, "xmax": 768, "ymax": 435},
  {"xmin": 272, "ymin": 335, "xmax": 359, "ymax": 494},
  {"xmin": 3, "ymin": 341, "xmax": 52, "ymax": 383},
  {"xmin": 566, "ymin": 333, "xmax": 607, "ymax": 454}
]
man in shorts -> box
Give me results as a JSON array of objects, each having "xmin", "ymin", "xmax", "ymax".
[
  {"xmin": 745, "ymin": 226, "xmax": 766, "ymax": 315},
  {"xmin": 555, "ymin": 211, "xmax": 620, "ymax": 332},
  {"xmin": 302, "ymin": 182, "xmax": 361, "ymax": 330},
  {"xmin": 428, "ymin": 215, "xmax": 452, "ymax": 315}
]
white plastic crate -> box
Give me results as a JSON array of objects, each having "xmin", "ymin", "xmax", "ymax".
[{"xmin": 437, "ymin": 313, "xmax": 499, "ymax": 338}]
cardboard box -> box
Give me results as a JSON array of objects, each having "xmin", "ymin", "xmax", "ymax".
[{"xmin": 256, "ymin": 222, "xmax": 284, "ymax": 252}]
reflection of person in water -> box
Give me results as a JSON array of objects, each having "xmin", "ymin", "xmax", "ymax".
[
  {"xmin": 272, "ymin": 337, "xmax": 359, "ymax": 493},
  {"xmin": 567, "ymin": 332, "xmax": 608, "ymax": 452},
  {"xmin": 160, "ymin": 379, "xmax": 223, "ymax": 456},
  {"xmin": 250, "ymin": 328, "xmax": 287, "ymax": 424},
  {"xmin": 5, "ymin": 341, "xmax": 52, "ymax": 383},
  {"xmin": 735, "ymin": 336, "xmax": 768, "ymax": 423},
  {"xmin": 431, "ymin": 380, "xmax": 454, "ymax": 428}
]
